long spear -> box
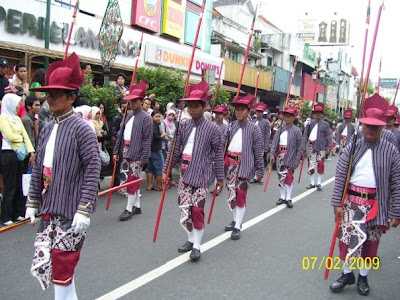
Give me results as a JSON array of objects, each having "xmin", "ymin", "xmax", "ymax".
[
  {"xmin": 64, "ymin": 0, "xmax": 80, "ymax": 59},
  {"xmin": 324, "ymin": 0, "xmax": 384, "ymax": 280},
  {"xmin": 153, "ymin": 0, "xmax": 207, "ymax": 243},
  {"xmin": 359, "ymin": 0, "xmax": 371, "ymax": 110},
  {"xmin": 376, "ymin": 56, "xmax": 382, "ymax": 94},
  {"xmin": 394, "ymin": 78, "xmax": 400, "ymax": 104},
  {"xmin": 236, "ymin": 4, "xmax": 258, "ymax": 99},
  {"xmin": 106, "ymin": 32, "xmax": 144, "ymax": 210},
  {"xmin": 254, "ymin": 68, "xmax": 261, "ymax": 98}
]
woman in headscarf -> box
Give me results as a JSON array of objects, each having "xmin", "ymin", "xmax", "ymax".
[
  {"xmin": 0, "ymin": 93, "xmax": 35, "ymax": 225},
  {"xmin": 166, "ymin": 102, "xmax": 175, "ymax": 112},
  {"xmin": 91, "ymin": 106, "xmax": 107, "ymax": 147},
  {"xmin": 80, "ymin": 105, "xmax": 95, "ymax": 132},
  {"xmin": 161, "ymin": 109, "xmax": 178, "ymax": 187}
]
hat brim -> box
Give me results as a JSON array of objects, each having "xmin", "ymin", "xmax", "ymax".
[
  {"xmin": 229, "ymin": 102, "xmax": 251, "ymax": 108},
  {"xmin": 281, "ymin": 111, "xmax": 296, "ymax": 116},
  {"xmin": 30, "ymin": 85, "xmax": 77, "ymax": 91},
  {"xmin": 312, "ymin": 109, "xmax": 324, "ymax": 113},
  {"xmin": 359, "ymin": 117, "xmax": 386, "ymax": 126},
  {"xmin": 179, "ymin": 97, "xmax": 205, "ymax": 102},
  {"xmin": 123, "ymin": 94, "xmax": 143, "ymax": 100}
]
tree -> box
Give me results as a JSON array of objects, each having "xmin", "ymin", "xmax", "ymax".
[{"xmin": 210, "ymin": 86, "xmax": 231, "ymax": 106}]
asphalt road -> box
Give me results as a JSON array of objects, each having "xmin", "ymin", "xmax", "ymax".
[{"xmin": 1, "ymin": 155, "xmax": 399, "ymax": 299}]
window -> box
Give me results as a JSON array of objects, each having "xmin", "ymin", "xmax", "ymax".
[
  {"xmin": 267, "ymin": 56, "xmax": 273, "ymax": 66},
  {"xmin": 229, "ymin": 51, "xmax": 238, "ymax": 62}
]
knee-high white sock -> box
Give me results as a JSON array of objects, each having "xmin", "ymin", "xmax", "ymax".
[
  {"xmin": 309, "ymin": 174, "xmax": 315, "ymax": 185},
  {"xmin": 188, "ymin": 230, "xmax": 195, "ymax": 243},
  {"xmin": 132, "ymin": 191, "xmax": 140, "ymax": 208},
  {"xmin": 54, "ymin": 278, "xmax": 78, "ymax": 300},
  {"xmin": 343, "ymin": 262, "xmax": 352, "ymax": 274},
  {"xmin": 279, "ymin": 186, "xmax": 286, "ymax": 199},
  {"xmin": 235, "ymin": 206, "xmax": 246, "ymax": 229},
  {"xmin": 285, "ymin": 184, "xmax": 293, "ymax": 200},
  {"xmin": 359, "ymin": 263, "xmax": 370, "ymax": 276},
  {"xmin": 126, "ymin": 194, "xmax": 135, "ymax": 212},
  {"xmin": 232, "ymin": 207, "xmax": 237, "ymax": 223},
  {"xmin": 317, "ymin": 174, "xmax": 322, "ymax": 185},
  {"xmin": 193, "ymin": 228, "xmax": 204, "ymax": 250}
]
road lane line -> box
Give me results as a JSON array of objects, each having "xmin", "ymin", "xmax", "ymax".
[{"xmin": 96, "ymin": 176, "xmax": 336, "ymax": 300}]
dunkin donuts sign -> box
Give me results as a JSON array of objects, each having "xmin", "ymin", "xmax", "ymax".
[{"xmin": 131, "ymin": 0, "xmax": 161, "ymax": 33}]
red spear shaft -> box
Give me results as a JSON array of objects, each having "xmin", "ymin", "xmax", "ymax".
[
  {"xmin": 394, "ymin": 79, "xmax": 400, "ymax": 105},
  {"xmin": 130, "ymin": 33, "xmax": 144, "ymax": 88},
  {"xmin": 153, "ymin": 0, "xmax": 207, "ymax": 243},
  {"xmin": 64, "ymin": 0, "xmax": 80, "ymax": 59},
  {"xmin": 359, "ymin": 0, "xmax": 371, "ymax": 114}
]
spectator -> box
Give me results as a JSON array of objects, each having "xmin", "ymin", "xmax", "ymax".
[
  {"xmin": 161, "ymin": 109, "xmax": 178, "ymax": 187},
  {"xmin": 38, "ymin": 101, "xmax": 51, "ymax": 133},
  {"xmin": 143, "ymin": 97, "xmax": 152, "ymax": 116},
  {"xmin": 0, "ymin": 93, "xmax": 35, "ymax": 225},
  {"xmin": 0, "ymin": 57, "xmax": 9, "ymax": 100},
  {"xmin": 29, "ymin": 68, "xmax": 46, "ymax": 98},
  {"xmin": 21, "ymin": 96, "xmax": 40, "ymax": 149},
  {"xmin": 166, "ymin": 102, "xmax": 175, "ymax": 111},
  {"xmin": 9, "ymin": 63, "xmax": 29, "ymax": 96},
  {"xmin": 80, "ymin": 105, "xmax": 95, "ymax": 132},
  {"xmin": 151, "ymin": 98, "xmax": 160, "ymax": 112},
  {"xmin": 91, "ymin": 106, "xmax": 108, "ymax": 148},
  {"xmin": 114, "ymin": 73, "xmax": 128, "ymax": 98},
  {"xmin": 147, "ymin": 110, "xmax": 165, "ymax": 191},
  {"xmin": 81, "ymin": 63, "xmax": 92, "ymax": 84},
  {"xmin": 98, "ymin": 101, "xmax": 109, "ymax": 133}
]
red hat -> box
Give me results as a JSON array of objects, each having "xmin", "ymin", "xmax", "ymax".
[
  {"xmin": 385, "ymin": 104, "xmax": 398, "ymax": 118},
  {"xmin": 281, "ymin": 107, "xmax": 297, "ymax": 116},
  {"xmin": 180, "ymin": 80, "xmax": 211, "ymax": 102},
  {"xmin": 343, "ymin": 109, "xmax": 353, "ymax": 119},
  {"xmin": 229, "ymin": 93, "xmax": 255, "ymax": 109},
  {"xmin": 395, "ymin": 115, "xmax": 400, "ymax": 125},
  {"xmin": 30, "ymin": 52, "xmax": 84, "ymax": 91},
  {"xmin": 124, "ymin": 81, "xmax": 148, "ymax": 100},
  {"xmin": 212, "ymin": 105, "xmax": 228, "ymax": 115},
  {"xmin": 254, "ymin": 102, "xmax": 267, "ymax": 111},
  {"xmin": 312, "ymin": 102, "xmax": 325, "ymax": 112},
  {"xmin": 359, "ymin": 93, "xmax": 389, "ymax": 126}
]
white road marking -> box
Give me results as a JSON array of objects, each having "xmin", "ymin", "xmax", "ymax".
[{"xmin": 96, "ymin": 176, "xmax": 336, "ymax": 300}]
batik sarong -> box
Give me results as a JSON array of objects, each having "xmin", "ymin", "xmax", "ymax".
[
  {"xmin": 120, "ymin": 142, "xmax": 142, "ymax": 195},
  {"xmin": 226, "ymin": 151, "xmax": 249, "ymax": 210},
  {"xmin": 307, "ymin": 142, "xmax": 325, "ymax": 175}
]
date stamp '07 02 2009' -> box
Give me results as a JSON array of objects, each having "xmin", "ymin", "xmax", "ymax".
[{"xmin": 302, "ymin": 257, "xmax": 380, "ymax": 270}]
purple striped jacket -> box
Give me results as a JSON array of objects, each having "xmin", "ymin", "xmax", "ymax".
[
  {"xmin": 270, "ymin": 124, "xmax": 302, "ymax": 168},
  {"xmin": 336, "ymin": 122, "xmax": 355, "ymax": 144},
  {"xmin": 252, "ymin": 117, "xmax": 271, "ymax": 151},
  {"xmin": 388, "ymin": 128, "xmax": 400, "ymax": 152},
  {"xmin": 215, "ymin": 121, "xmax": 228, "ymax": 138},
  {"xmin": 163, "ymin": 117, "xmax": 224, "ymax": 188},
  {"xmin": 303, "ymin": 119, "xmax": 332, "ymax": 151},
  {"xmin": 222, "ymin": 120, "xmax": 264, "ymax": 180},
  {"xmin": 331, "ymin": 138, "xmax": 400, "ymax": 226},
  {"xmin": 113, "ymin": 108, "xmax": 153, "ymax": 162},
  {"xmin": 380, "ymin": 128, "xmax": 397, "ymax": 146},
  {"xmin": 26, "ymin": 110, "xmax": 101, "ymax": 219}
]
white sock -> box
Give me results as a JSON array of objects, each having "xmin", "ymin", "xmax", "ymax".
[
  {"xmin": 343, "ymin": 262, "xmax": 352, "ymax": 274},
  {"xmin": 279, "ymin": 186, "xmax": 286, "ymax": 199},
  {"xmin": 309, "ymin": 174, "xmax": 315, "ymax": 185},
  {"xmin": 193, "ymin": 228, "xmax": 204, "ymax": 250},
  {"xmin": 317, "ymin": 174, "xmax": 322, "ymax": 185},
  {"xmin": 126, "ymin": 194, "xmax": 135, "ymax": 212},
  {"xmin": 235, "ymin": 206, "xmax": 246, "ymax": 229},
  {"xmin": 285, "ymin": 184, "xmax": 293, "ymax": 200},
  {"xmin": 359, "ymin": 263, "xmax": 370, "ymax": 276},
  {"xmin": 132, "ymin": 192, "xmax": 140, "ymax": 208},
  {"xmin": 188, "ymin": 230, "xmax": 195, "ymax": 243},
  {"xmin": 54, "ymin": 278, "xmax": 77, "ymax": 300},
  {"xmin": 232, "ymin": 207, "xmax": 237, "ymax": 223}
]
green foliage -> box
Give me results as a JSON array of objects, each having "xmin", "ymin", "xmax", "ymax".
[
  {"xmin": 367, "ymin": 85, "xmax": 375, "ymax": 95},
  {"xmin": 300, "ymin": 101, "xmax": 311, "ymax": 117},
  {"xmin": 210, "ymin": 85, "xmax": 231, "ymax": 106},
  {"xmin": 253, "ymin": 39, "xmax": 261, "ymax": 51},
  {"xmin": 384, "ymin": 97, "xmax": 392, "ymax": 103},
  {"xmin": 324, "ymin": 106, "xmax": 339, "ymax": 122}
]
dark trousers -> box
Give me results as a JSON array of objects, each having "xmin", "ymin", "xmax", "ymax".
[{"xmin": 1, "ymin": 150, "xmax": 24, "ymax": 222}]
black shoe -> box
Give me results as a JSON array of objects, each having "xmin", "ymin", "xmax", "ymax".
[
  {"xmin": 178, "ymin": 241, "xmax": 193, "ymax": 252},
  {"xmin": 330, "ymin": 272, "xmax": 355, "ymax": 293},
  {"xmin": 357, "ymin": 274, "xmax": 370, "ymax": 296},
  {"xmin": 190, "ymin": 248, "xmax": 201, "ymax": 261},
  {"xmin": 230, "ymin": 228, "xmax": 241, "ymax": 240},
  {"xmin": 249, "ymin": 179, "xmax": 258, "ymax": 184},
  {"xmin": 286, "ymin": 200, "xmax": 293, "ymax": 208},
  {"xmin": 225, "ymin": 221, "xmax": 235, "ymax": 231},
  {"xmin": 306, "ymin": 184, "xmax": 316, "ymax": 189},
  {"xmin": 131, "ymin": 207, "xmax": 142, "ymax": 215},
  {"xmin": 316, "ymin": 184, "xmax": 322, "ymax": 191},
  {"xmin": 276, "ymin": 198, "xmax": 286, "ymax": 205},
  {"xmin": 119, "ymin": 210, "xmax": 133, "ymax": 221}
]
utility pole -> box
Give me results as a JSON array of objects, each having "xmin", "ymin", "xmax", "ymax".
[{"xmin": 44, "ymin": 0, "xmax": 51, "ymax": 69}]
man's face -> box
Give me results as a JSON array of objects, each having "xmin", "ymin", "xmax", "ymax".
[
  {"xmin": 117, "ymin": 76, "xmax": 125, "ymax": 86},
  {"xmin": 130, "ymin": 98, "xmax": 143, "ymax": 111},
  {"xmin": 46, "ymin": 89, "xmax": 75, "ymax": 116},
  {"xmin": 17, "ymin": 67, "xmax": 27, "ymax": 81},
  {"xmin": 362, "ymin": 124, "xmax": 383, "ymax": 142},
  {"xmin": 187, "ymin": 101, "xmax": 204, "ymax": 120},
  {"xmin": 344, "ymin": 117, "xmax": 352, "ymax": 123},
  {"xmin": 152, "ymin": 113, "xmax": 161, "ymax": 124},
  {"xmin": 215, "ymin": 112, "xmax": 224, "ymax": 122},
  {"xmin": 235, "ymin": 105, "xmax": 249, "ymax": 122},
  {"xmin": 283, "ymin": 113, "xmax": 295, "ymax": 125},
  {"xmin": 0, "ymin": 65, "xmax": 6, "ymax": 76},
  {"xmin": 314, "ymin": 112, "xmax": 323, "ymax": 120},
  {"xmin": 256, "ymin": 110, "xmax": 263, "ymax": 118},
  {"xmin": 143, "ymin": 99, "xmax": 151, "ymax": 111},
  {"xmin": 386, "ymin": 116, "xmax": 395, "ymax": 128},
  {"xmin": 120, "ymin": 102, "xmax": 127, "ymax": 112},
  {"xmin": 31, "ymin": 100, "xmax": 41, "ymax": 114},
  {"xmin": 84, "ymin": 65, "xmax": 92, "ymax": 74}
]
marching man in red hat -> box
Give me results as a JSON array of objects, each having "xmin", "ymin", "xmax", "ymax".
[
  {"xmin": 162, "ymin": 80, "xmax": 224, "ymax": 261},
  {"xmin": 250, "ymin": 102, "xmax": 270, "ymax": 182},
  {"xmin": 336, "ymin": 109, "xmax": 355, "ymax": 154},
  {"xmin": 330, "ymin": 93, "xmax": 400, "ymax": 296},
  {"xmin": 212, "ymin": 104, "xmax": 228, "ymax": 138},
  {"xmin": 270, "ymin": 107, "xmax": 302, "ymax": 208},
  {"xmin": 384, "ymin": 104, "xmax": 400, "ymax": 152},
  {"xmin": 303, "ymin": 103, "xmax": 332, "ymax": 191},
  {"xmin": 25, "ymin": 53, "xmax": 101, "ymax": 298},
  {"xmin": 113, "ymin": 81, "xmax": 153, "ymax": 221},
  {"xmin": 222, "ymin": 93, "xmax": 264, "ymax": 239}
]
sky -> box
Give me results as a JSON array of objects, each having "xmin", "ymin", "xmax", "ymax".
[{"xmin": 256, "ymin": 0, "xmax": 400, "ymax": 83}]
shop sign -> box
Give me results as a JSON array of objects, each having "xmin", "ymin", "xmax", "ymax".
[
  {"xmin": 161, "ymin": 0, "xmax": 184, "ymax": 39},
  {"xmin": 131, "ymin": 0, "xmax": 161, "ymax": 33}
]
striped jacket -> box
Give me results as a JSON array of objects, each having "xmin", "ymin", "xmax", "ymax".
[
  {"xmin": 303, "ymin": 119, "xmax": 332, "ymax": 151},
  {"xmin": 222, "ymin": 120, "xmax": 264, "ymax": 180},
  {"xmin": 336, "ymin": 122, "xmax": 355, "ymax": 145},
  {"xmin": 215, "ymin": 121, "xmax": 228, "ymax": 138},
  {"xmin": 26, "ymin": 110, "xmax": 101, "ymax": 219},
  {"xmin": 270, "ymin": 124, "xmax": 302, "ymax": 168},
  {"xmin": 388, "ymin": 128, "xmax": 400, "ymax": 152},
  {"xmin": 380, "ymin": 128, "xmax": 397, "ymax": 147},
  {"xmin": 163, "ymin": 117, "xmax": 224, "ymax": 188},
  {"xmin": 252, "ymin": 117, "xmax": 271, "ymax": 151},
  {"xmin": 113, "ymin": 108, "xmax": 153, "ymax": 163},
  {"xmin": 331, "ymin": 138, "xmax": 400, "ymax": 226}
]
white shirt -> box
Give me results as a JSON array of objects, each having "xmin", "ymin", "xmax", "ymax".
[
  {"xmin": 183, "ymin": 128, "xmax": 196, "ymax": 155},
  {"xmin": 309, "ymin": 123, "xmax": 318, "ymax": 142},
  {"xmin": 228, "ymin": 128, "xmax": 243, "ymax": 152},
  {"xmin": 279, "ymin": 130, "xmax": 288, "ymax": 146},
  {"xmin": 350, "ymin": 149, "xmax": 376, "ymax": 188},
  {"xmin": 255, "ymin": 120, "xmax": 259, "ymax": 126},
  {"xmin": 43, "ymin": 124, "xmax": 59, "ymax": 168},
  {"xmin": 342, "ymin": 126, "xmax": 348, "ymax": 137},
  {"xmin": 124, "ymin": 116, "xmax": 134, "ymax": 141},
  {"xmin": 1, "ymin": 136, "xmax": 12, "ymax": 150}
]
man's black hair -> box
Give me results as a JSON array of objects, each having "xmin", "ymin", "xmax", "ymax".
[
  {"xmin": 15, "ymin": 63, "xmax": 27, "ymax": 72},
  {"xmin": 25, "ymin": 95, "xmax": 39, "ymax": 111}
]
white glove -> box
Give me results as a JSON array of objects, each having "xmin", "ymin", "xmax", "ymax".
[
  {"xmin": 71, "ymin": 213, "xmax": 90, "ymax": 234},
  {"xmin": 25, "ymin": 207, "xmax": 38, "ymax": 224}
]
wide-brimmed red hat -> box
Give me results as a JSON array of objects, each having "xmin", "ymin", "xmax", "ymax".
[
  {"xmin": 385, "ymin": 104, "xmax": 398, "ymax": 118},
  {"xmin": 281, "ymin": 107, "xmax": 297, "ymax": 116},
  {"xmin": 124, "ymin": 81, "xmax": 148, "ymax": 100},
  {"xmin": 180, "ymin": 80, "xmax": 211, "ymax": 102},
  {"xmin": 395, "ymin": 115, "xmax": 400, "ymax": 125},
  {"xmin": 229, "ymin": 93, "xmax": 255, "ymax": 109},
  {"xmin": 212, "ymin": 105, "xmax": 228, "ymax": 115},
  {"xmin": 359, "ymin": 93, "xmax": 389, "ymax": 126},
  {"xmin": 312, "ymin": 102, "xmax": 325, "ymax": 112},
  {"xmin": 30, "ymin": 52, "xmax": 83, "ymax": 91},
  {"xmin": 343, "ymin": 109, "xmax": 353, "ymax": 119},
  {"xmin": 254, "ymin": 102, "xmax": 267, "ymax": 111}
]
